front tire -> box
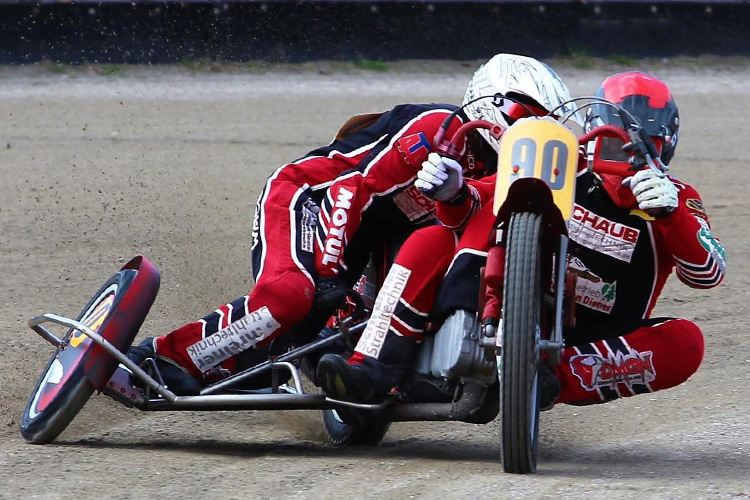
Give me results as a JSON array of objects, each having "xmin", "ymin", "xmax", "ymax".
[
  {"xmin": 20, "ymin": 358, "xmax": 95, "ymax": 445},
  {"xmin": 498, "ymin": 212, "xmax": 544, "ymax": 473}
]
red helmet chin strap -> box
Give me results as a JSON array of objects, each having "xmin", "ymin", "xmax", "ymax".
[
  {"xmin": 600, "ymin": 174, "xmax": 638, "ymax": 209},
  {"xmin": 598, "ymin": 136, "xmax": 666, "ymax": 209}
]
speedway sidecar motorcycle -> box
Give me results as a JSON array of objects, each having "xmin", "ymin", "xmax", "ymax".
[{"xmin": 21, "ymin": 96, "xmax": 659, "ymax": 474}]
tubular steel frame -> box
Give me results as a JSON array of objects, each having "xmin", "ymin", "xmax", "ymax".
[{"xmin": 29, "ymin": 313, "xmax": 389, "ymax": 413}]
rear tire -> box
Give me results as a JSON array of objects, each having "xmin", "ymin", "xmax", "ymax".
[
  {"xmin": 322, "ymin": 409, "xmax": 390, "ymax": 447},
  {"xmin": 498, "ymin": 212, "xmax": 544, "ymax": 473}
]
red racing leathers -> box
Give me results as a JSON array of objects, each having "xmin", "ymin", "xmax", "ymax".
[
  {"xmin": 344, "ymin": 175, "xmax": 494, "ymax": 389},
  {"xmin": 429, "ymin": 168, "xmax": 726, "ymax": 405},
  {"xmin": 152, "ymin": 104, "xmax": 473, "ymax": 381}
]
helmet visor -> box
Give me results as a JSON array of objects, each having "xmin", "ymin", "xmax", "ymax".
[
  {"xmin": 599, "ymin": 95, "xmax": 676, "ymax": 139},
  {"xmin": 599, "ymin": 136, "xmax": 629, "ymax": 162},
  {"xmin": 598, "ymin": 135, "xmax": 663, "ymax": 162}
]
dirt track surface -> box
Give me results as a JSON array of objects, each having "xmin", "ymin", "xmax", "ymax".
[{"xmin": 1, "ymin": 60, "xmax": 748, "ymax": 499}]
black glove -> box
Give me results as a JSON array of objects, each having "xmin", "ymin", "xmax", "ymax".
[{"xmin": 314, "ymin": 276, "xmax": 347, "ymax": 311}]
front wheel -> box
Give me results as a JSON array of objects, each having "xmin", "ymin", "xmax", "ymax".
[
  {"xmin": 321, "ymin": 409, "xmax": 390, "ymax": 447},
  {"xmin": 498, "ymin": 212, "xmax": 544, "ymax": 473}
]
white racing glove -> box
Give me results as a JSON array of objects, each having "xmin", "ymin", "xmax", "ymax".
[
  {"xmin": 622, "ymin": 168, "xmax": 678, "ymax": 213},
  {"xmin": 415, "ymin": 152, "xmax": 464, "ymax": 202}
]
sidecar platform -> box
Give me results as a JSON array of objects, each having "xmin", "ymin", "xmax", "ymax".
[{"xmin": 29, "ymin": 312, "xmax": 389, "ymax": 414}]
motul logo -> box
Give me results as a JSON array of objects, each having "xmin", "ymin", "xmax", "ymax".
[
  {"xmin": 572, "ymin": 205, "xmax": 639, "ymax": 244},
  {"xmin": 321, "ymin": 187, "xmax": 354, "ymax": 267}
]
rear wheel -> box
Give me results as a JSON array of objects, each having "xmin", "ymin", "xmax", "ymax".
[
  {"xmin": 498, "ymin": 212, "xmax": 544, "ymax": 473},
  {"xmin": 321, "ymin": 409, "xmax": 390, "ymax": 447}
]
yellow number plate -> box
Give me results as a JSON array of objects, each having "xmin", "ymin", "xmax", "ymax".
[{"xmin": 493, "ymin": 117, "xmax": 579, "ymax": 221}]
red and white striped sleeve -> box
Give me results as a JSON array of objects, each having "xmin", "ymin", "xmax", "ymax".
[{"xmin": 653, "ymin": 180, "xmax": 726, "ymax": 289}]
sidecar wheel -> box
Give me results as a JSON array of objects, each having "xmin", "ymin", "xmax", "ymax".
[
  {"xmin": 20, "ymin": 360, "xmax": 96, "ymax": 445},
  {"xmin": 21, "ymin": 256, "xmax": 160, "ymax": 444},
  {"xmin": 322, "ymin": 409, "xmax": 390, "ymax": 447}
]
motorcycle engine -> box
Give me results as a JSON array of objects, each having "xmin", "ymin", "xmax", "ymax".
[{"xmin": 415, "ymin": 309, "xmax": 496, "ymax": 386}]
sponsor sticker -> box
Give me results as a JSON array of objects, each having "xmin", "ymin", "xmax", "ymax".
[
  {"xmin": 575, "ymin": 279, "xmax": 617, "ymax": 314},
  {"xmin": 393, "ymin": 185, "xmax": 435, "ymax": 222},
  {"xmin": 685, "ymin": 198, "xmax": 705, "ymax": 213},
  {"xmin": 186, "ymin": 306, "xmax": 281, "ymax": 372},
  {"xmin": 355, "ymin": 264, "xmax": 411, "ymax": 359},
  {"xmin": 299, "ymin": 199, "xmax": 318, "ymax": 253},
  {"xmin": 568, "ymin": 257, "xmax": 616, "ymax": 314},
  {"xmin": 395, "ymin": 132, "xmax": 432, "ymax": 168},
  {"xmin": 321, "ymin": 187, "xmax": 354, "ymax": 268},
  {"xmin": 686, "ymin": 198, "xmax": 709, "ymax": 223},
  {"xmin": 570, "ymin": 349, "xmax": 656, "ymax": 391},
  {"xmin": 569, "ymin": 205, "xmax": 640, "ymax": 262},
  {"xmin": 697, "ymin": 225, "xmax": 726, "ymax": 264},
  {"xmin": 250, "ymin": 209, "xmax": 260, "ymax": 251}
]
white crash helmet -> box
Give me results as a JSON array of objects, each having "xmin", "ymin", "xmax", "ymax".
[{"xmin": 463, "ymin": 53, "xmax": 581, "ymax": 152}]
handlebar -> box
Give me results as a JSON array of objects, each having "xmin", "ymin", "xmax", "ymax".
[
  {"xmin": 577, "ymin": 124, "xmax": 636, "ymax": 177},
  {"xmin": 576, "ymin": 124, "xmax": 630, "ymax": 146},
  {"xmin": 432, "ymin": 118, "xmax": 657, "ymax": 179},
  {"xmin": 432, "ymin": 119, "xmax": 503, "ymax": 160}
]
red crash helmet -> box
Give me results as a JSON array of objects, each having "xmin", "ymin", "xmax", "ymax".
[{"xmin": 586, "ymin": 72, "xmax": 680, "ymax": 165}]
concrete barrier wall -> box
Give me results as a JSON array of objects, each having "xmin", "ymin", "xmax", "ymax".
[{"xmin": 1, "ymin": 2, "xmax": 749, "ymax": 64}]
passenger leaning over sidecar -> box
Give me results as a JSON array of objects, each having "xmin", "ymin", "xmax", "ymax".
[
  {"xmin": 126, "ymin": 54, "xmax": 548, "ymax": 395},
  {"xmin": 319, "ymin": 71, "xmax": 726, "ymax": 410}
]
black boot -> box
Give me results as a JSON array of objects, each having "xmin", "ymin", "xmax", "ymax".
[
  {"xmin": 126, "ymin": 337, "xmax": 157, "ymax": 367},
  {"xmin": 317, "ymin": 328, "xmax": 421, "ymax": 401},
  {"xmin": 538, "ymin": 361, "xmax": 561, "ymax": 411},
  {"xmin": 126, "ymin": 337, "xmax": 203, "ymax": 396},
  {"xmin": 316, "ymin": 353, "xmax": 378, "ymax": 403}
]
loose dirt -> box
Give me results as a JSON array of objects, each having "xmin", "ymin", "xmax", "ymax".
[{"xmin": 1, "ymin": 60, "xmax": 747, "ymax": 499}]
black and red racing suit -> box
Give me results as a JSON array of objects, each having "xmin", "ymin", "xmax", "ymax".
[
  {"xmin": 153, "ymin": 104, "xmax": 472, "ymax": 380},
  {"xmin": 409, "ymin": 168, "xmax": 725, "ymax": 405}
]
